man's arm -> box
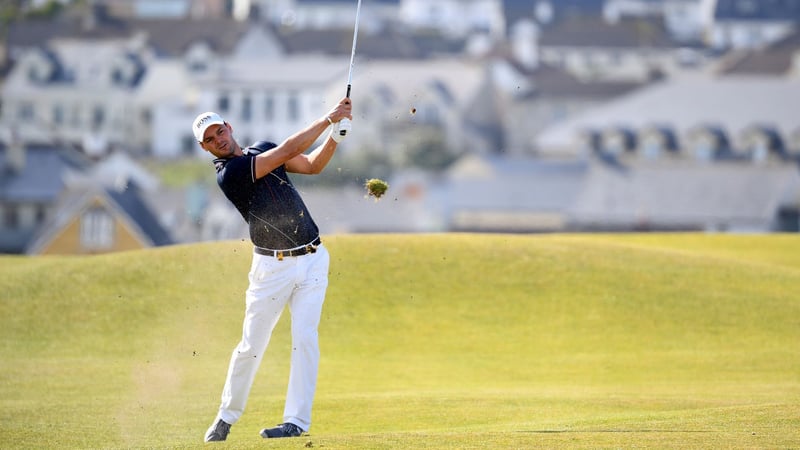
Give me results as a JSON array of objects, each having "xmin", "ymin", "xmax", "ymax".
[
  {"xmin": 253, "ymin": 98, "xmax": 351, "ymax": 179},
  {"xmin": 285, "ymin": 135, "xmax": 339, "ymax": 175}
]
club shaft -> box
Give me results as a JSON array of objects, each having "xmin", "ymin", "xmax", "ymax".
[{"xmin": 345, "ymin": 0, "xmax": 362, "ymax": 96}]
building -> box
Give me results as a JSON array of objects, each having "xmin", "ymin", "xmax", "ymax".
[
  {"xmin": 0, "ymin": 143, "xmax": 89, "ymax": 253},
  {"xmin": 709, "ymin": 0, "xmax": 800, "ymax": 50},
  {"xmin": 534, "ymin": 75, "xmax": 800, "ymax": 161},
  {"xmin": 26, "ymin": 181, "xmax": 173, "ymax": 254}
]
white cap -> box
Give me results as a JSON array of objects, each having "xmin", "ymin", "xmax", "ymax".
[{"xmin": 192, "ymin": 111, "xmax": 225, "ymax": 143}]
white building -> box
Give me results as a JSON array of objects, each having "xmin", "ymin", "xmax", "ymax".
[
  {"xmin": 534, "ymin": 74, "xmax": 800, "ymax": 162},
  {"xmin": 399, "ymin": 0, "xmax": 506, "ymax": 39},
  {"xmin": 0, "ymin": 36, "xmax": 149, "ymax": 158}
]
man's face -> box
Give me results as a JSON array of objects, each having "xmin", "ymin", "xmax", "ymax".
[{"xmin": 199, "ymin": 123, "xmax": 237, "ymax": 158}]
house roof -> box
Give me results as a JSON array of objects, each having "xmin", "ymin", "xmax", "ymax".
[
  {"xmin": 535, "ymin": 76, "xmax": 800, "ymax": 153},
  {"xmin": 277, "ymin": 27, "xmax": 463, "ymax": 59},
  {"xmin": 105, "ymin": 183, "xmax": 173, "ymax": 246},
  {"xmin": 539, "ymin": 16, "xmax": 674, "ymax": 48},
  {"xmin": 26, "ymin": 182, "xmax": 173, "ymax": 254},
  {"xmin": 524, "ymin": 64, "xmax": 644, "ymax": 99},
  {"xmin": 296, "ymin": 0, "xmax": 399, "ymax": 3},
  {"xmin": 222, "ymin": 54, "xmax": 346, "ymax": 85},
  {"xmin": 132, "ymin": 18, "xmax": 252, "ymax": 56},
  {"xmin": 353, "ymin": 58, "xmax": 485, "ymax": 112},
  {"xmin": 0, "ymin": 145, "xmax": 89, "ymax": 202},
  {"xmin": 6, "ymin": 16, "xmax": 252, "ymax": 58},
  {"xmin": 570, "ymin": 161, "xmax": 800, "ymax": 228},
  {"xmin": 719, "ymin": 29, "xmax": 800, "ymax": 75},
  {"xmin": 714, "ymin": 0, "xmax": 800, "ymax": 21},
  {"xmin": 446, "ymin": 155, "xmax": 589, "ymax": 211},
  {"xmin": 503, "ymin": 0, "xmax": 605, "ymax": 27}
]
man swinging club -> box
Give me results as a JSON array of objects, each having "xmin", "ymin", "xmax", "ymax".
[{"xmin": 195, "ymin": 96, "xmax": 352, "ymax": 442}]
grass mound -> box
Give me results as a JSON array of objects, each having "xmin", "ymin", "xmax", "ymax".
[{"xmin": 0, "ymin": 233, "xmax": 798, "ymax": 448}]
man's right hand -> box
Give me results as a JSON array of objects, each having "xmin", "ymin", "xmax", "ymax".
[{"xmin": 327, "ymin": 97, "xmax": 353, "ymax": 124}]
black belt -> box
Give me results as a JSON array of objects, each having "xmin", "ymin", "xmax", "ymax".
[{"xmin": 254, "ymin": 237, "xmax": 321, "ymax": 260}]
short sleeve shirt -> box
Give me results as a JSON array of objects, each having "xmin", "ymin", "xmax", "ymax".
[{"xmin": 213, "ymin": 143, "xmax": 319, "ymax": 249}]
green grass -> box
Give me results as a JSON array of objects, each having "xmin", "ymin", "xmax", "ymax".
[
  {"xmin": 0, "ymin": 233, "xmax": 798, "ymax": 449},
  {"xmin": 142, "ymin": 158, "xmax": 213, "ymax": 188}
]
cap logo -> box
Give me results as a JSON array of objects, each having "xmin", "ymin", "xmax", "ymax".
[{"xmin": 196, "ymin": 115, "xmax": 214, "ymax": 129}]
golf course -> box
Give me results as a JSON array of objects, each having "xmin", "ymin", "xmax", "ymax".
[{"xmin": 1, "ymin": 233, "xmax": 798, "ymax": 449}]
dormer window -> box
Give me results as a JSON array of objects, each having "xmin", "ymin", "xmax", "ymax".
[
  {"xmin": 185, "ymin": 41, "xmax": 214, "ymax": 75},
  {"xmin": 576, "ymin": 129, "xmax": 601, "ymax": 157},
  {"xmin": 109, "ymin": 54, "xmax": 143, "ymax": 87},
  {"xmin": 639, "ymin": 126, "xmax": 678, "ymax": 160},
  {"xmin": 25, "ymin": 49, "xmax": 56, "ymax": 84},
  {"xmin": 189, "ymin": 61, "xmax": 207, "ymax": 73},
  {"xmin": 28, "ymin": 67, "xmax": 41, "ymax": 82},
  {"xmin": 112, "ymin": 68, "xmax": 124, "ymax": 84},
  {"xmin": 687, "ymin": 126, "xmax": 729, "ymax": 163},
  {"xmin": 641, "ymin": 133, "xmax": 663, "ymax": 159},
  {"xmin": 601, "ymin": 127, "xmax": 636, "ymax": 158},
  {"xmin": 741, "ymin": 125, "xmax": 784, "ymax": 164}
]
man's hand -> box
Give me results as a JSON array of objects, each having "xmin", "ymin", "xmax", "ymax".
[
  {"xmin": 327, "ymin": 97, "xmax": 353, "ymax": 143},
  {"xmin": 327, "ymin": 97, "xmax": 353, "ymax": 124},
  {"xmin": 330, "ymin": 120, "xmax": 350, "ymax": 143}
]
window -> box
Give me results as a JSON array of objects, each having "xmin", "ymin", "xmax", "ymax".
[
  {"xmin": 18, "ymin": 102, "xmax": 34, "ymax": 121},
  {"xmin": 218, "ymin": 92, "xmax": 230, "ymax": 113},
  {"xmin": 242, "ymin": 94, "xmax": 252, "ymax": 122},
  {"xmin": 182, "ymin": 135, "xmax": 196, "ymax": 155},
  {"xmin": 606, "ymin": 135, "xmax": 625, "ymax": 156},
  {"xmin": 53, "ymin": 104, "xmax": 64, "ymax": 125},
  {"xmin": 80, "ymin": 207, "xmax": 114, "ymax": 250},
  {"xmin": 264, "ymin": 93, "xmax": 275, "ymax": 121},
  {"xmin": 287, "ymin": 93, "xmax": 299, "ymax": 121},
  {"xmin": 2, "ymin": 204, "xmax": 19, "ymax": 229},
  {"xmin": 692, "ymin": 139, "xmax": 714, "ymax": 162},
  {"xmin": 418, "ymin": 104, "xmax": 441, "ymax": 124},
  {"xmin": 112, "ymin": 68, "xmax": 123, "ymax": 85},
  {"xmin": 141, "ymin": 108, "xmax": 151, "ymax": 125},
  {"xmin": 92, "ymin": 106, "xmax": 105, "ymax": 127},
  {"xmin": 188, "ymin": 61, "xmax": 207, "ymax": 73},
  {"xmin": 641, "ymin": 135, "xmax": 662, "ymax": 160},
  {"xmin": 35, "ymin": 204, "xmax": 47, "ymax": 224},
  {"xmin": 70, "ymin": 104, "xmax": 81, "ymax": 127}
]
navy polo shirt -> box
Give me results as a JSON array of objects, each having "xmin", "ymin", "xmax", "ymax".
[{"xmin": 213, "ymin": 142, "xmax": 319, "ymax": 250}]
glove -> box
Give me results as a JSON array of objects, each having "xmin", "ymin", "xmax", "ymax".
[{"xmin": 330, "ymin": 118, "xmax": 351, "ymax": 143}]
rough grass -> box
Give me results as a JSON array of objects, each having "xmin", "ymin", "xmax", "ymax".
[{"xmin": 0, "ymin": 233, "xmax": 798, "ymax": 449}]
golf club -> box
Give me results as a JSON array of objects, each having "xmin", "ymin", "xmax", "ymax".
[{"xmin": 338, "ymin": 0, "xmax": 362, "ymax": 137}]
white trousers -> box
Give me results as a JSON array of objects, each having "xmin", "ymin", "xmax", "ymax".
[{"xmin": 216, "ymin": 244, "xmax": 329, "ymax": 431}]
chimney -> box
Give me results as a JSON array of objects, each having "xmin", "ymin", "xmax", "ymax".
[
  {"xmin": 81, "ymin": 0, "xmax": 102, "ymax": 32},
  {"xmin": 511, "ymin": 19, "xmax": 540, "ymax": 70}
]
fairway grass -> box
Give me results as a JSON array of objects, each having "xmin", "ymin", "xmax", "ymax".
[{"xmin": 0, "ymin": 233, "xmax": 798, "ymax": 449}]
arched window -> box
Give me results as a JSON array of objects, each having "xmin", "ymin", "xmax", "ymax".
[
  {"xmin": 741, "ymin": 125, "xmax": 785, "ymax": 164},
  {"xmin": 639, "ymin": 126, "xmax": 678, "ymax": 160},
  {"xmin": 687, "ymin": 126, "xmax": 729, "ymax": 163},
  {"xmin": 576, "ymin": 129, "xmax": 601, "ymax": 157},
  {"xmin": 601, "ymin": 127, "xmax": 636, "ymax": 158}
]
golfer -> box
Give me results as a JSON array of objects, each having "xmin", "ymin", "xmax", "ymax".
[{"xmin": 195, "ymin": 96, "xmax": 352, "ymax": 442}]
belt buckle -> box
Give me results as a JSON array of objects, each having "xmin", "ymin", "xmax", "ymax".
[
  {"xmin": 277, "ymin": 251, "xmax": 284, "ymax": 261},
  {"xmin": 306, "ymin": 244, "xmax": 317, "ymax": 254}
]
